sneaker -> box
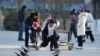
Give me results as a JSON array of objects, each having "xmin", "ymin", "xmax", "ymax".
[
  {"xmin": 75, "ymin": 46, "xmax": 83, "ymax": 49},
  {"xmin": 37, "ymin": 45, "xmax": 42, "ymax": 49},
  {"xmin": 50, "ymin": 49, "xmax": 54, "ymax": 51},
  {"xmin": 52, "ymin": 50, "xmax": 60, "ymax": 55},
  {"xmin": 91, "ymin": 40, "xmax": 95, "ymax": 43},
  {"xmin": 18, "ymin": 39, "xmax": 24, "ymax": 41},
  {"xmin": 32, "ymin": 45, "xmax": 36, "ymax": 48},
  {"xmin": 25, "ymin": 46, "xmax": 29, "ymax": 49},
  {"xmin": 83, "ymin": 40, "xmax": 85, "ymax": 43},
  {"xmin": 54, "ymin": 48, "xmax": 60, "ymax": 51}
]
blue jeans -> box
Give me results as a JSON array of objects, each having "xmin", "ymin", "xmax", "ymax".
[{"xmin": 18, "ymin": 22, "xmax": 24, "ymax": 40}]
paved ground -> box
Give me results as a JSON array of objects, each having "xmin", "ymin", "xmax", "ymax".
[{"xmin": 0, "ymin": 31, "xmax": 100, "ymax": 56}]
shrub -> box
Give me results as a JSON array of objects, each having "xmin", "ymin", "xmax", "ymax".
[{"xmin": 3, "ymin": 10, "xmax": 19, "ymax": 31}]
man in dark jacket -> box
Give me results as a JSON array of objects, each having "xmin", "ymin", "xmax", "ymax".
[
  {"xmin": 18, "ymin": 5, "xmax": 27, "ymax": 41},
  {"xmin": 25, "ymin": 12, "xmax": 40, "ymax": 47}
]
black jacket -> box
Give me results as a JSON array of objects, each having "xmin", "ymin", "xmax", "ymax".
[
  {"xmin": 18, "ymin": 10, "xmax": 25, "ymax": 22},
  {"xmin": 25, "ymin": 16, "xmax": 39, "ymax": 28}
]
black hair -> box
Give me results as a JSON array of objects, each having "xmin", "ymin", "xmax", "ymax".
[
  {"xmin": 86, "ymin": 10, "xmax": 90, "ymax": 12},
  {"xmin": 70, "ymin": 9, "xmax": 76, "ymax": 15},
  {"xmin": 49, "ymin": 19, "xmax": 55, "ymax": 24},
  {"xmin": 33, "ymin": 12, "xmax": 38, "ymax": 16},
  {"xmin": 21, "ymin": 5, "xmax": 27, "ymax": 11},
  {"xmin": 30, "ymin": 12, "xmax": 34, "ymax": 18}
]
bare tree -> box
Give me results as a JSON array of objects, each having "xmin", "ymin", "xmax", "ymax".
[
  {"xmin": 0, "ymin": 0, "xmax": 3, "ymax": 3},
  {"xmin": 16, "ymin": 0, "xmax": 23, "ymax": 9}
]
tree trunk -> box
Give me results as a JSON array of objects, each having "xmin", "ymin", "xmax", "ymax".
[{"xmin": 92, "ymin": 0, "xmax": 97, "ymax": 31}]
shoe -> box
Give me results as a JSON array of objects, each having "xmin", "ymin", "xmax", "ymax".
[
  {"xmin": 91, "ymin": 40, "xmax": 95, "ymax": 43},
  {"xmin": 32, "ymin": 45, "xmax": 36, "ymax": 48},
  {"xmin": 37, "ymin": 45, "xmax": 42, "ymax": 50},
  {"xmin": 18, "ymin": 39, "xmax": 24, "ymax": 41},
  {"xmin": 50, "ymin": 49, "xmax": 54, "ymax": 51},
  {"xmin": 83, "ymin": 40, "xmax": 85, "ymax": 43},
  {"xmin": 54, "ymin": 48, "xmax": 60, "ymax": 51},
  {"xmin": 76, "ymin": 46, "xmax": 83, "ymax": 49},
  {"xmin": 52, "ymin": 50, "xmax": 60, "ymax": 55},
  {"xmin": 25, "ymin": 46, "xmax": 29, "ymax": 49}
]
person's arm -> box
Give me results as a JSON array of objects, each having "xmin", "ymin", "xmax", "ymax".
[
  {"xmin": 25, "ymin": 17, "xmax": 29, "ymax": 26},
  {"xmin": 77, "ymin": 14, "xmax": 84, "ymax": 27},
  {"xmin": 89, "ymin": 13, "xmax": 94, "ymax": 23},
  {"xmin": 53, "ymin": 23, "xmax": 57, "ymax": 29},
  {"xmin": 42, "ymin": 19, "xmax": 47, "ymax": 30},
  {"xmin": 18, "ymin": 11, "xmax": 24, "ymax": 22}
]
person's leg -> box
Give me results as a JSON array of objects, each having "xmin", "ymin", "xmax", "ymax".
[
  {"xmin": 89, "ymin": 31, "xmax": 95, "ymax": 42},
  {"xmin": 41, "ymin": 38, "xmax": 49, "ymax": 47},
  {"xmin": 85, "ymin": 31, "xmax": 89, "ymax": 39},
  {"xmin": 82, "ymin": 35, "xmax": 86, "ymax": 42},
  {"xmin": 68, "ymin": 23, "xmax": 73, "ymax": 42},
  {"xmin": 25, "ymin": 27, "xmax": 29, "ymax": 47},
  {"xmin": 40, "ymin": 31, "xmax": 49, "ymax": 47},
  {"xmin": 18, "ymin": 22, "xmax": 24, "ymax": 40},
  {"xmin": 50, "ymin": 37, "xmax": 54, "ymax": 51},
  {"xmin": 30, "ymin": 32, "xmax": 33, "ymax": 43},
  {"xmin": 56, "ymin": 35, "xmax": 59, "ymax": 41},
  {"xmin": 77, "ymin": 36, "xmax": 83, "ymax": 47},
  {"xmin": 68, "ymin": 31, "xmax": 72, "ymax": 42},
  {"xmin": 73, "ymin": 27, "xmax": 77, "ymax": 38},
  {"xmin": 52, "ymin": 36, "xmax": 58, "ymax": 50},
  {"xmin": 30, "ymin": 29, "xmax": 35, "ymax": 43}
]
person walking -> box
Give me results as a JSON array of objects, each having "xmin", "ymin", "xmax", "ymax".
[
  {"xmin": 76, "ymin": 9, "xmax": 87, "ymax": 49},
  {"xmin": 85, "ymin": 10, "xmax": 95, "ymax": 43},
  {"xmin": 69, "ymin": 9, "xmax": 77, "ymax": 42},
  {"xmin": 18, "ymin": 5, "xmax": 27, "ymax": 41}
]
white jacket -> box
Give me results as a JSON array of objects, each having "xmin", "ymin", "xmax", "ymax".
[
  {"xmin": 48, "ymin": 24, "xmax": 57, "ymax": 37},
  {"xmin": 77, "ymin": 13, "xmax": 87, "ymax": 36},
  {"xmin": 86, "ymin": 13, "xmax": 93, "ymax": 28}
]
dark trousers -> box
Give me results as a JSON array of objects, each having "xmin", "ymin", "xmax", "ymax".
[
  {"xmin": 86, "ymin": 30, "xmax": 95, "ymax": 42},
  {"xmin": 25, "ymin": 27, "xmax": 36, "ymax": 47},
  {"xmin": 25, "ymin": 27, "xmax": 29, "ymax": 47},
  {"xmin": 69, "ymin": 23, "xmax": 77, "ymax": 42},
  {"xmin": 41, "ymin": 31, "xmax": 48, "ymax": 47},
  {"xmin": 30, "ymin": 28, "xmax": 37, "ymax": 43},
  {"xmin": 50, "ymin": 35, "xmax": 59, "ymax": 49},
  {"xmin": 41, "ymin": 35, "xmax": 58, "ymax": 49},
  {"xmin": 77, "ymin": 36, "xmax": 83, "ymax": 47}
]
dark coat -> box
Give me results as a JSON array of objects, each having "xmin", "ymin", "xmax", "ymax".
[
  {"xmin": 18, "ymin": 5, "xmax": 26, "ymax": 22},
  {"xmin": 18, "ymin": 10, "xmax": 25, "ymax": 22}
]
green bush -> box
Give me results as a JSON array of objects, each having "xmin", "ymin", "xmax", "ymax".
[{"xmin": 3, "ymin": 11, "xmax": 19, "ymax": 31}]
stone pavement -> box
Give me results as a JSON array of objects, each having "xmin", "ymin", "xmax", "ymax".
[{"xmin": 0, "ymin": 31, "xmax": 100, "ymax": 56}]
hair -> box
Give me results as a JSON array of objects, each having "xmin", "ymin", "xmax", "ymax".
[
  {"xmin": 33, "ymin": 12, "xmax": 38, "ymax": 16},
  {"xmin": 70, "ymin": 9, "xmax": 76, "ymax": 15},
  {"xmin": 29, "ymin": 12, "xmax": 38, "ymax": 20},
  {"xmin": 21, "ymin": 5, "xmax": 27, "ymax": 11},
  {"xmin": 85, "ymin": 10, "xmax": 90, "ymax": 13},
  {"xmin": 49, "ymin": 19, "xmax": 55, "ymax": 24},
  {"xmin": 46, "ymin": 14, "xmax": 51, "ymax": 18},
  {"xmin": 30, "ymin": 12, "xmax": 34, "ymax": 18}
]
